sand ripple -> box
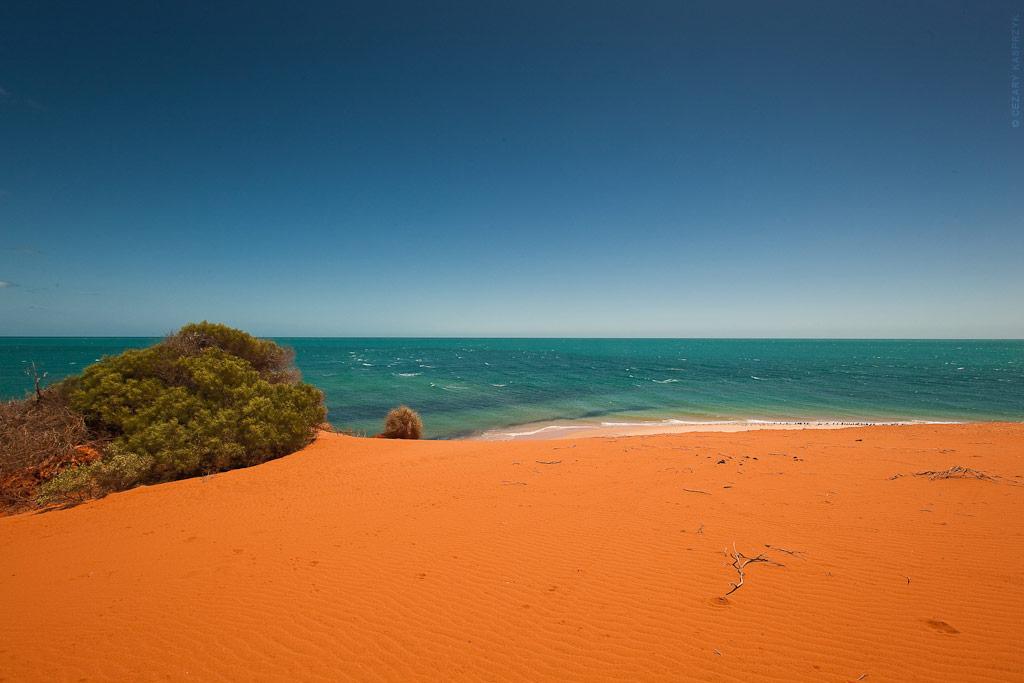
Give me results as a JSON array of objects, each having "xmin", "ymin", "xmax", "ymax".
[{"xmin": 1, "ymin": 424, "xmax": 1022, "ymax": 680}]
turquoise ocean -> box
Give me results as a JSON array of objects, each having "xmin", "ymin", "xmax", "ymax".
[{"xmin": 1, "ymin": 338, "xmax": 1021, "ymax": 438}]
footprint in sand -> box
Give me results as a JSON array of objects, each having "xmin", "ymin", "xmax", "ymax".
[{"xmin": 925, "ymin": 619, "xmax": 959, "ymax": 634}]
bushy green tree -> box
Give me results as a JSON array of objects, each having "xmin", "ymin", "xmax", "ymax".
[{"xmin": 46, "ymin": 323, "xmax": 325, "ymax": 497}]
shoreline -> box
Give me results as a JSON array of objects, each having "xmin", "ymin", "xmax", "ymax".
[{"xmin": 471, "ymin": 417, "xmax": 963, "ymax": 440}]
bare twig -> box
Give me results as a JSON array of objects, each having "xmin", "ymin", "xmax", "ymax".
[
  {"xmin": 724, "ymin": 544, "xmax": 783, "ymax": 596},
  {"xmin": 764, "ymin": 544, "xmax": 805, "ymax": 558},
  {"xmin": 27, "ymin": 361, "xmax": 47, "ymax": 401},
  {"xmin": 535, "ymin": 460, "xmax": 561, "ymax": 465},
  {"xmin": 682, "ymin": 488, "xmax": 709, "ymax": 495}
]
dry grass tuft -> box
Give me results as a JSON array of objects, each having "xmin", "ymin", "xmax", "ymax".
[{"xmin": 380, "ymin": 406, "xmax": 423, "ymax": 439}]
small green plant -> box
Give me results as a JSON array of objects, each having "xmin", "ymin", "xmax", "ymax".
[
  {"xmin": 381, "ymin": 405, "xmax": 423, "ymax": 439},
  {"xmin": 37, "ymin": 445, "xmax": 155, "ymax": 506}
]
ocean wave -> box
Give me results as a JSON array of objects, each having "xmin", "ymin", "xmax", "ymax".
[
  {"xmin": 396, "ymin": 372, "xmax": 421, "ymax": 377},
  {"xmin": 652, "ymin": 378, "xmax": 679, "ymax": 383}
]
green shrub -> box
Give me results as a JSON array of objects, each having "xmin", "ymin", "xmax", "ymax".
[
  {"xmin": 381, "ymin": 405, "xmax": 423, "ymax": 439},
  {"xmin": 57, "ymin": 324, "xmax": 325, "ymax": 484},
  {"xmin": 36, "ymin": 445, "xmax": 155, "ymax": 506},
  {"xmin": 164, "ymin": 321, "xmax": 300, "ymax": 383},
  {"xmin": 1, "ymin": 323, "xmax": 327, "ymax": 512}
]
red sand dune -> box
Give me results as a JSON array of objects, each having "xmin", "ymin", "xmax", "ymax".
[{"xmin": 2, "ymin": 423, "xmax": 1023, "ymax": 681}]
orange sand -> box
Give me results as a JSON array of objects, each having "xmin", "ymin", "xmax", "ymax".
[{"xmin": 2, "ymin": 423, "xmax": 1022, "ymax": 681}]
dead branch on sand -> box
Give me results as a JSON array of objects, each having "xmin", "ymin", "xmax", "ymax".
[
  {"xmin": 764, "ymin": 543, "xmax": 805, "ymax": 558},
  {"xmin": 724, "ymin": 544, "xmax": 783, "ymax": 596},
  {"xmin": 682, "ymin": 488, "xmax": 709, "ymax": 494},
  {"xmin": 889, "ymin": 465, "xmax": 1008, "ymax": 483},
  {"xmin": 535, "ymin": 460, "xmax": 561, "ymax": 465},
  {"xmin": 916, "ymin": 465, "xmax": 996, "ymax": 481}
]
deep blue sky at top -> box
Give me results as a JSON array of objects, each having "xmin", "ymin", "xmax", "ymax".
[{"xmin": 1, "ymin": 1, "xmax": 1021, "ymax": 337}]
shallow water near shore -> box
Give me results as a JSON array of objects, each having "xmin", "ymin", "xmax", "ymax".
[{"xmin": 0, "ymin": 338, "xmax": 1021, "ymax": 438}]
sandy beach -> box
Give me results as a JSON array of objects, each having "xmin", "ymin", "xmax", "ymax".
[{"xmin": 2, "ymin": 422, "xmax": 1022, "ymax": 681}]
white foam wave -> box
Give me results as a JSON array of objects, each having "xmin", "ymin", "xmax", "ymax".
[
  {"xmin": 599, "ymin": 419, "xmax": 733, "ymax": 427},
  {"xmin": 485, "ymin": 424, "xmax": 591, "ymax": 438}
]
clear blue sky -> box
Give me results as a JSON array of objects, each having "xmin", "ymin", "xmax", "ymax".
[{"xmin": 1, "ymin": 1, "xmax": 1021, "ymax": 337}]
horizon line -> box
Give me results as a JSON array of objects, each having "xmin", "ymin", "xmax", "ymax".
[{"xmin": 1, "ymin": 335, "xmax": 1022, "ymax": 342}]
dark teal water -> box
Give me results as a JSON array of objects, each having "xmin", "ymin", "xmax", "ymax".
[{"xmin": 1, "ymin": 338, "xmax": 1021, "ymax": 438}]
